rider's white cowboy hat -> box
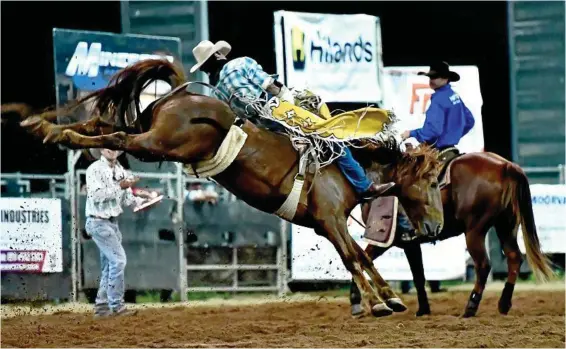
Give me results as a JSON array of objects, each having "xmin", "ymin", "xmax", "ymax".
[{"xmin": 189, "ymin": 40, "xmax": 232, "ymax": 73}]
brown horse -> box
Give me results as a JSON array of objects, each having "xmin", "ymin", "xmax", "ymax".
[
  {"xmin": 349, "ymin": 150, "xmax": 555, "ymax": 318},
  {"xmin": 20, "ymin": 58, "xmax": 444, "ymax": 317}
]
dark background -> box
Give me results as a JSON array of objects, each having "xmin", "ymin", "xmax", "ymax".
[{"xmin": 1, "ymin": 1, "xmax": 511, "ymax": 174}]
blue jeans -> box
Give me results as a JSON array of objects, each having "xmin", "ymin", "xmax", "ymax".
[
  {"xmin": 85, "ymin": 217, "xmax": 127, "ymax": 312},
  {"xmin": 397, "ymin": 210, "xmax": 413, "ymax": 232},
  {"xmin": 335, "ymin": 147, "xmax": 373, "ymax": 194}
]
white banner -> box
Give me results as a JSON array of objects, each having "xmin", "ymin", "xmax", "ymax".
[
  {"xmin": 274, "ymin": 11, "xmax": 384, "ymax": 103},
  {"xmin": 382, "ymin": 66, "xmax": 485, "ymax": 154},
  {"xmin": 291, "ymin": 205, "xmax": 468, "ymax": 281},
  {"xmin": 518, "ymin": 184, "xmax": 566, "ymax": 254},
  {"xmin": 0, "ymin": 198, "xmax": 63, "ymax": 273}
]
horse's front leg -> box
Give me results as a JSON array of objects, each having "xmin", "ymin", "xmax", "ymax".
[
  {"xmin": 315, "ymin": 222, "xmax": 393, "ymax": 318},
  {"xmin": 351, "ymin": 242, "xmax": 407, "ymax": 313},
  {"xmin": 21, "ymin": 115, "xmax": 114, "ymax": 144},
  {"xmin": 403, "ymin": 242, "xmax": 431, "ymax": 316},
  {"xmin": 349, "ymin": 244, "xmax": 389, "ymax": 317}
]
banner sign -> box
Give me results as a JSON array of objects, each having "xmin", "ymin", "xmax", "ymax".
[
  {"xmin": 52, "ymin": 28, "xmax": 182, "ymax": 124},
  {"xmin": 274, "ymin": 11, "xmax": 384, "ymax": 103},
  {"xmin": 382, "ymin": 66, "xmax": 485, "ymax": 154},
  {"xmin": 518, "ymin": 184, "xmax": 566, "ymax": 254},
  {"xmin": 0, "ymin": 198, "xmax": 63, "ymax": 273},
  {"xmin": 291, "ymin": 205, "xmax": 468, "ymax": 281}
]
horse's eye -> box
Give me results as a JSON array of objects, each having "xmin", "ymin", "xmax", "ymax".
[{"xmin": 431, "ymin": 182, "xmax": 438, "ymax": 189}]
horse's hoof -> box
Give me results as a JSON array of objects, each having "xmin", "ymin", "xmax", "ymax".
[
  {"xmin": 385, "ymin": 298, "xmax": 408, "ymax": 312},
  {"xmin": 43, "ymin": 128, "xmax": 62, "ymax": 144},
  {"xmin": 20, "ymin": 116, "xmax": 41, "ymax": 127},
  {"xmin": 351, "ymin": 303, "xmax": 364, "ymax": 317},
  {"xmin": 462, "ymin": 308, "xmax": 477, "ymax": 318},
  {"xmin": 498, "ymin": 300, "xmax": 511, "ymax": 315},
  {"xmin": 371, "ymin": 303, "xmax": 393, "ymax": 318},
  {"xmin": 416, "ymin": 308, "xmax": 431, "ymax": 317}
]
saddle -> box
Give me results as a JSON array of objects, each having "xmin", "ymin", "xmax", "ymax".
[
  {"xmin": 437, "ymin": 147, "xmax": 462, "ymax": 189},
  {"xmin": 362, "ymin": 146, "xmax": 463, "ymax": 247}
]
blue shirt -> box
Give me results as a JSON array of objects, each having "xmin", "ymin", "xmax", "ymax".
[
  {"xmin": 215, "ymin": 57, "xmax": 272, "ymax": 115},
  {"xmin": 409, "ymin": 84, "xmax": 475, "ymax": 149}
]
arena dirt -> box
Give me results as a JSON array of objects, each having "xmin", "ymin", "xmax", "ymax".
[{"xmin": 2, "ymin": 290, "xmax": 564, "ymax": 348}]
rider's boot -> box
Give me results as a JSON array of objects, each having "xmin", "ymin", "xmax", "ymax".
[
  {"xmin": 360, "ymin": 182, "xmax": 397, "ymax": 201},
  {"xmin": 335, "ymin": 147, "xmax": 396, "ymax": 200}
]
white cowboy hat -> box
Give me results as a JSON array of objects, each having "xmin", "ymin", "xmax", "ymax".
[
  {"xmin": 89, "ymin": 148, "xmax": 124, "ymax": 160},
  {"xmin": 189, "ymin": 40, "xmax": 232, "ymax": 73}
]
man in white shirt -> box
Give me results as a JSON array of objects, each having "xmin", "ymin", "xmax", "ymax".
[{"xmin": 84, "ymin": 148, "xmax": 146, "ymax": 318}]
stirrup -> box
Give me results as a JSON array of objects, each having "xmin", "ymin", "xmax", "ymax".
[{"xmin": 400, "ymin": 230, "xmax": 419, "ymax": 242}]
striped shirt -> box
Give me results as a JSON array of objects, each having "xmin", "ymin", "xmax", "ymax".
[
  {"xmin": 85, "ymin": 157, "xmax": 144, "ymax": 219},
  {"xmin": 215, "ymin": 57, "xmax": 273, "ymax": 115}
]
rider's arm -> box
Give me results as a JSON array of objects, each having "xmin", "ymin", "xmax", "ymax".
[
  {"xmin": 409, "ymin": 100, "xmax": 445, "ymax": 143},
  {"xmin": 462, "ymin": 104, "xmax": 475, "ymax": 136},
  {"xmin": 242, "ymin": 57, "xmax": 294, "ymax": 101}
]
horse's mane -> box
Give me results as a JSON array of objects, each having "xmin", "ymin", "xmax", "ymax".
[{"xmin": 350, "ymin": 138, "xmax": 442, "ymax": 183}]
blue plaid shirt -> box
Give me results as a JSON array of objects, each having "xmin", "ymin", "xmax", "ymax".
[{"xmin": 214, "ymin": 57, "xmax": 273, "ymax": 115}]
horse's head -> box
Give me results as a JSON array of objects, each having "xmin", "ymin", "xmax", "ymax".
[
  {"xmin": 389, "ymin": 144, "xmax": 444, "ymax": 236},
  {"xmin": 352, "ymin": 139, "xmax": 444, "ymax": 237}
]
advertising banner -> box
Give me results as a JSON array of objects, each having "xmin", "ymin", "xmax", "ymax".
[
  {"xmin": 518, "ymin": 184, "xmax": 566, "ymax": 254},
  {"xmin": 1, "ymin": 198, "xmax": 63, "ymax": 273},
  {"xmin": 274, "ymin": 11, "xmax": 384, "ymax": 103},
  {"xmin": 52, "ymin": 28, "xmax": 182, "ymax": 124}
]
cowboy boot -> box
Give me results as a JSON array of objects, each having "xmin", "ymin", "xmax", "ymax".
[{"xmin": 361, "ymin": 182, "xmax": 396, "ymax": 201}]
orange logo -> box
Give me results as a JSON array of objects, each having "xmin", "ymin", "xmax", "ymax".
[{"xmin": 410, "ymin": 83, "xmax": 432, "ymax": 114}]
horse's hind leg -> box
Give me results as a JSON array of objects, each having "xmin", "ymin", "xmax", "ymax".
[
  {"xmin": 57, "ymin": 130, "xmax": 173, "ymax": 162},
  {"xmin": 21, "ymin": 115, "xmax": 113, "ymax": 143},
  {"xmin": 463, "ymin": 219, "xmax": 492, "ymax": 318},
  {"xmin": 495, "ymin": 217, "xmax": 522, "ymax": 315}
]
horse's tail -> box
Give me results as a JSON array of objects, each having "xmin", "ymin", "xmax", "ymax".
[
  {"xmin": 505, "ymin": 163, "xmax": 555, "ymax": 283},
  {"xmin": 79, "ymin": 58, "xmax": 186, "ymax": 120}
]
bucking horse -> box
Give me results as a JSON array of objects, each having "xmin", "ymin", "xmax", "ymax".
[{"xmin": 20, "ymin": 58, "xmax": 444, "ymax": 318}]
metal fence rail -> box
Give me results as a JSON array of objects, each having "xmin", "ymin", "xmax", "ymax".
[
  {"xmin": 0, "ymin": 162, "xmax": 562, "ymax": 302},
  {"xmin": 523, "ymin": 165, "xmax": 565, "ymax": 184}
]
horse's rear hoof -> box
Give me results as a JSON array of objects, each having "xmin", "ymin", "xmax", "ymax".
[
  {"xmin": 385, "ymin": 298, "xmax": 407, "ymax": 313},
  {"xmin": 498, "ymin": 300, "xmax": 512, "ymax": 315},
  {"xmin": 416, "ymin": 307, "xmax": 431, "ymax": 317},
  {"xmin": 462, "ymin": 308, "xmax": 477, "ymax": 318},
  {"xmin": 351, "ymin": 303, "xmax": 364, "ymax": 317},
  {"xmin": 371, "ymin": 303, "xmax": 393, "ymax": 318}
]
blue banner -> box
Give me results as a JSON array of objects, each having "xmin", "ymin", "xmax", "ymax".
[{"xmin": 52, "ymin": 28, "xmax": 182, "ymax": 122}]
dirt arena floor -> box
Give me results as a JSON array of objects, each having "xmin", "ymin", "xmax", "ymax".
[{"xmin": 2, "ymin": 288, "xmax": 565, "ymax": 348}]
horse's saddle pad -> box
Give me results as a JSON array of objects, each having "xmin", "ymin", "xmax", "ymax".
[{"xmin": 363, "ymin": 196, "xmax": 398, "ymax": 248}]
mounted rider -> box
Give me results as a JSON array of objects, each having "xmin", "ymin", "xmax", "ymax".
[
  {"xmin": 396, "ymin": 61, "xmax": 476, "ymax": 241},
  {"xmin": 190, "ymin": 39, "xmax": 396, "ymax": 201},
  {"xmin": 401, "ymin": 61, "xmax": 475, "ymax": 167}
]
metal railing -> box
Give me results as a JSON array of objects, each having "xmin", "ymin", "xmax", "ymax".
[
  {"xmin": 1, "ymin": 163, "xmax": 561, "ymax": 302},
  {"xmin": 0, "ymin": 173, "xmax": 69, "ymax": 198},
  {"xmin": 523, "ymin": 165, "xmax": 565, "ymax": 184}
]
